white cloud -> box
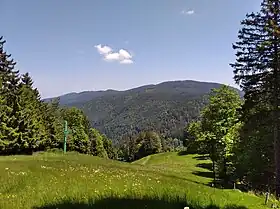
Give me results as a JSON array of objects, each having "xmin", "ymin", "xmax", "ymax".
[
  {"xmin": 119, "ymin": 49, "xmax": 132, "ymax": 59},
  {"xmin": 181, "ymin": 9, "xmax": 195, "ymax": 15},
  {"xmin": 120, "ymin": 59, "xmax": 133, "ymax": 64},
  {"xmin": 95, "ymin": 44, "xmax": 134, "ymax": 64},
  {"xmin": 104, "ymin": 52, "xmax": 120, "ymax": 61},
  {"xmin": 94, "ymin": 44, "xmax": 112, "ymax": 55}
]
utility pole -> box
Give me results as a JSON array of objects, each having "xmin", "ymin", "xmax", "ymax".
[{"xmin": 63, "ymin": 120, "xmax": 68, "ymax": 154}]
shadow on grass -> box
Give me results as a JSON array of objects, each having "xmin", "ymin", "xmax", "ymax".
[
  {"xmin": 177, "ymin": 151, "xmax": 189, "ymax": 156},
  {"xmin": 192, "ymin": 171, "xmax": 214, "ymax": 179},
  {"xmin": 196, "ymin": 163, "xmax": 213, "ymax": 171},
  {"xmin": 161, "ymin": 173, "xmax": 208, "ymax": 186},
  {"xmin": 192, "ymin": 155, "xmax": 210, "ymax": 160},
  {"xmin": 224, "ymin": 206, "xmax": 247, "ymax": 209},
  {"xmin": 33, "ymin": 196, "xmax": 248, "ymax": 209}
]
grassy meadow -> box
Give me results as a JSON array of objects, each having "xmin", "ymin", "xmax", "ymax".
[{"xmin": 0, "ymin": 151, "xmax": 275, "ymax": 209}]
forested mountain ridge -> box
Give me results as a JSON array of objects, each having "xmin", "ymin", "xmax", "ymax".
[
  {"xmin": 44, "ymin": 89, "xmax": 119, "ymax": 105},
  {"xmin": 46, "ymin": 80, "xmax": 242, "ymax": 142}
]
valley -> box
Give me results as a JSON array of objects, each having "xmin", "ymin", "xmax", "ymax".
[{"xmin": 46, "ymin": 80, "xmax": 241, "ymax": 142}]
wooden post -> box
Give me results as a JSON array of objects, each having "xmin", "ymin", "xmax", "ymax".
[
  {"xmin": 63, "ymin": 120, "xmax": 68, "ymax": 154},
  {"xmin": 265, "ymin": 191, "xmax": 269, "ymax": 205}
]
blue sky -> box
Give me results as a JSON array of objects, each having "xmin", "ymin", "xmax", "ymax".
[{"xmin": 2, "ymin": 0, "xmax": 262, "ymax": 98}]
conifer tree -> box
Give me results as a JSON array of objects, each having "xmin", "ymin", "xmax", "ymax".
[
  {"xmin": 0, "ymin": 76, "xmax": 7, "ymax": 152},
  {"xmin": 0, "ymin": 36, "xmax": 21, "ymax": 154},
  {"xmin": 231, "ymin": 0, "xmax": 280, "ymax": 195},
  {"xmin": 41, "ymin": 98, "xmax": 64, "ymax": 150},
  {"xmin": 16, "ymin": 73, "xmax": 47, "ymax": 154}
]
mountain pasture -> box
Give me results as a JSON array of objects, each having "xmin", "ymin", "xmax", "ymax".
[{"xmin": 0, "ymin": 152, "xmax": 271, "ymax": 209}]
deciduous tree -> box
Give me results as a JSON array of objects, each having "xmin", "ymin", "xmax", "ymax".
[{"xmin": 187, "ymin": 86, "xmax": 242, "ymax": 186}]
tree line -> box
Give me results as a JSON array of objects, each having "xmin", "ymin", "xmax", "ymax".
[
  {"xmin": 0, "ymin": 36, "xmax": 116, "ymax": 158},
  {"xmin": 184, "ymin": 0, "xmax": 280, "ymax": 197},
  {"xmin": 118, "ymin": 131, "xmax": 184, "ymax": 162}
]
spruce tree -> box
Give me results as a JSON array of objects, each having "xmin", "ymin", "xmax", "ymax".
[
  {"xmin": 231, "ymin": 0, "xmax": 280, "ymax": 195},
  {"xmin": 0, "ymin": 76, "xmax": 7, "ymax": 152},
  {"xmin": 0, "ymin": 36, "xmax": 21, "ymax": 154},
  {"xmin": 0, "ymin": 37, "xmax": 49, "ymax": 154},
  {"xmin": 16, "ymin": 73, "xmax": 47, "ymax": 154},
  {"xmin": 232, "ymin": 106, "xmax": 274, "ymax": 191},
  {"xmin": 42, "ymin": 98, "xmax": 64, "ymax": 150}
]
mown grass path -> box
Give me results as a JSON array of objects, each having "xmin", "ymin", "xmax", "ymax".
[{"xmin": 137, "ymin": 155, "xmax": 151, "ymax": 165}]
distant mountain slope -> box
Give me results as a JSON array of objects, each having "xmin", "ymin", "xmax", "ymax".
[
  {"xmin": 44, "ymin": 89, "xmax": 119, "ymax": 105},
  {"xmin": 46, "ymin": 80, "xmax": 241, "ymax": 142}
]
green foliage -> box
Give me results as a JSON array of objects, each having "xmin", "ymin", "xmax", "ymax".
[
  {"xmin": 161, "ymin": 137, "xmax": 184, "ymax": 152},
  {"xmin": 118, "ymin": 131, "xmax": 163, "ymax": 162},
  {"xmin": 185, "ymin": 86, "xmax": 242, "ymax": 186},
  {"xmin": 232, "ymin": 105, "xmax": 274, "ymax": 191},
  {"xmin": 15, "ymin": 73, "xmax": 47, "ymax": 154},
  {"xmin": 41, "ymin": 99, "xmax": 64, "ymax": 150},
  {"xmin": 117, "ymin": 135, "xmax": 138, "ymax": 162},
  {"xmin": 184, "ymin": 121, "xmax": 206, "ymax": 154},
  {"xmin": 102, "ymin": 134, "xmax": 118, "ymax": 159},
  {"xmin": 231, "ymin": 0, "xmax": 280, "ymax": 194},
  {"xmin": 89, "ymin": 128, "xmax": 108, "ymax": 158},
  {"xmin": 0, "ymin": 36, "xmax": 21, "ymax": 154},
  {"xmin": 135, "ymin": 131, "xmax": 162, "ymax": 160},
  {"xmin": 61, "ymin": 107, "xmax": 90, "ymax": 154}
]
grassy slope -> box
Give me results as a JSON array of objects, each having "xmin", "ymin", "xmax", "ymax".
[{"xmin": 0, "ymin": 152, "xmax": 273, "ymax": 209}]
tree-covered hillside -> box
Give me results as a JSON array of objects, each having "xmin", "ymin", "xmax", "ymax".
[{"xmin": 49, "ymin": 81, "xmax": 242, "ymax": 142}]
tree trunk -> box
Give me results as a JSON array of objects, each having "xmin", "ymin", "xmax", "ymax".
[
  {"xmin": 212, "ymin": 160, "xmax": 216, "ymax": 187},
  {"xmin": 273, "ymin": 1, "xmax": 280, "ymax": 198},
  {"xmin": 223, "ymin": 157, "xmax": 228, "ymax": 187},
  {"xmin": 274, "ymin": 120, "xmax": 280, "ymax": 198}
]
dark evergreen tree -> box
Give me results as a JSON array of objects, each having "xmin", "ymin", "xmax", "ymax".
[
  {"xmin": 0, "ymin": 76, "xmax": 7, "ymax": 152},
  {"xmin": 117, "ymin": 134, "xmax": 138, "ymax": 162},
  {"xmin": 42, "ymin": 98, "xmax": 63, "ymax": 150},
  {"xmin": 14, "ymin": 73, "xmax": 48, "ymax": 154},
  {"xmin": 231, "ymin": 0, "xmax": 280, "ymax": 195},
  {"xmin": 232, "ymin": 106, "xmax": 274, "ymax": 191},
  {"xmin": 0, "ymin": 36, "xmax": 22, "ymax": 154}
]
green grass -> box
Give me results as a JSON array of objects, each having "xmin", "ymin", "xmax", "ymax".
[{"xmin": 0, "ymin": 151, "xmax": 275, "ymax": 209}]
